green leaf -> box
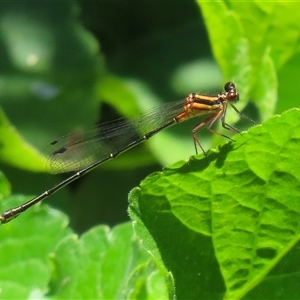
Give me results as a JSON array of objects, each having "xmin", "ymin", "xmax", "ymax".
[
  {"xmin": 199, "ymin": 2, "xmax": 300, "ymax": 120},
  {"xmin": 0, "ymin": 107, "xmax": 46, "ymax": 171},
  {"xmin": 129, "ymin": 108, "xmax": 300, "ymax": 299},
  {"xmin": 50, "ymin": 223, "xmax": 168, "ymax": 299},
  {"xmin": 0, "ymin": 193, "xmax": 167, "ymax": 299},
  {"xmin": 0, "ymin": 196, "xmax": 72, "ymax": 299}
]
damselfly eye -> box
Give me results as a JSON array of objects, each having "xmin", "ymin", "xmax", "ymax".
[
  {"xmin": 224, "ymin": 82, "xmax": 236, "ymax": 92},
  {"xmin": 224, "ymin": 82, "xmax": 239, "ymax": 101},
  {"xmin": 227, "ymin": 91, "xmax": 239, "ymax": 101}
]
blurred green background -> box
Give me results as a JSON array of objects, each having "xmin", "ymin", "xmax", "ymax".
[
  {"xmin": 0, "ymin": 1, "xmax": 215, "ymax": 232},
  {"xmin": 0, "ymin": 1, "xmax": 296, "ymax": 232}
]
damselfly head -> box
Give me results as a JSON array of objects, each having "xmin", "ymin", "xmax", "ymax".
[{"xmin": 224, "ymin": 82, "xmax": 239, "ymax": 102}]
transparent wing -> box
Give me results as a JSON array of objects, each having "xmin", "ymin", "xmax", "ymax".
[{"xmin": 45, "ymin": 99, "xmax": 186, "ymax": 173}]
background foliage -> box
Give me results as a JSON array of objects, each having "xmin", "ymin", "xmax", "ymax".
[{"xmin": 0, "ymin": 1, "xmax": 300, "ymax": 299}]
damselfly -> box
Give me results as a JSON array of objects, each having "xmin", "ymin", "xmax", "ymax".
[{"xmin": 0, "ymin": 82, "xmax": 254, "ymax": 224}]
